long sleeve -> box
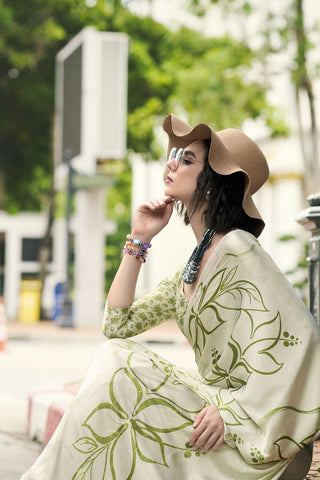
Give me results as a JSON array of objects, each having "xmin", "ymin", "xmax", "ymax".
[{"xmin": 103, "ymin": 268, "xmax": 184, "ymax": 338}]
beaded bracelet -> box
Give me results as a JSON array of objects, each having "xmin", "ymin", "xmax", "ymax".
[
  {"xmin": 123, "ymin": 235, "xmax": 152, "ymax": 263},
  {"xmin": 126, "ymin": 235, "xmax": 152, "ymax": 249}
]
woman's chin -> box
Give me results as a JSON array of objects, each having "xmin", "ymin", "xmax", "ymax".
[{"xmin": 164, "ymin": 185, "xmax": 173, "ymax": 197}]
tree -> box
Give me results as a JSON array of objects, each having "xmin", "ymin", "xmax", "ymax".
[
  {"xmin": 187, "ymin": 0, "xmax": 320, "ymax": 196},
  {"xmin": 0, "ymin": 0, "xmax": 284, "ymax": 213},
  {"xmin": 292, "ymin": 0, "xmax": 319, "ymax": 194},
  {"xmin": 1, "ymin": 0, "xmax": 284, "ymax": 300}
]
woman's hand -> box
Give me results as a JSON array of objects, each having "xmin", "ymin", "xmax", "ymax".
[
  {"xmin": 131, "ymin": 196, "xmax": 174, "ymax": 242},
  {"xmin": 189, "ymin": 404, "xmax": 225, "ymax": 453}
]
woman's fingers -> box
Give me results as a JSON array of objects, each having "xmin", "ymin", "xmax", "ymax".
[
  {"xmin": 189, "ymin": 405, "xmax": 225, "ymax": 453},
  {"xmin": 191, "ymin": 428, "xmax": 224, "ymax": 453},
  {"xmin": 149, "ymin": 196, "xmax": 173, "ymax": 209},
  {"xmin": 208, "ymin": 434, "xmax": 225, "ymax": 452},
  {"xmin": 132, "ymin": 197, "xmax": 174, "ymax": 240}
]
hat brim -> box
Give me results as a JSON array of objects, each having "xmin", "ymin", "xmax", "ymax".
[{"xmin": 163, "ymin": 114, "xmax": 269, "ymax": 237}]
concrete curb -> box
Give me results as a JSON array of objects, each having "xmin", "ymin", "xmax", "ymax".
[{"xmin": 27, "ymin": 386, "xmax": 76, "ymax": 445}]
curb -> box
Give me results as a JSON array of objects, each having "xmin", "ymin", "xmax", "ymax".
[{"xmin": 27, "ymin": 386, "xmax": 76, "ymax": 445}]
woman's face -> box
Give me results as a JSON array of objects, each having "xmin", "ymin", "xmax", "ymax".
[{"xmin": 163, "ymin": 139, "xmax": 207, "ymax": 206}]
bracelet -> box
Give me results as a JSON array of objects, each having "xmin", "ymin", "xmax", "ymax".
[
  {"xmin": 123, "ymin": 235, "xmax": 152, "ymax": 263},
  {"xmin": 126, "ymin": 235, "xmax": 151, "ymax": 250}
]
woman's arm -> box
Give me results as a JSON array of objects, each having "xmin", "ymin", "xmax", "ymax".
[
  {"xmin": 103, "ymin": 268, "xmax": 182, "ymax": 338},
  {"xmin": 107, "ymin": 196, "xmax": 174, "ymax": 308}
]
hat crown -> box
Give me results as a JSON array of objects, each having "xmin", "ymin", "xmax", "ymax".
[{"xmin": 214, "ymin": 128, "xmax": 269, "ymax": 194}]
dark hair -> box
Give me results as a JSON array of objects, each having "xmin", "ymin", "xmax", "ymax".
[{"xmin": 176, "ymin": 140, "xmax": 259, "ymax": 235}]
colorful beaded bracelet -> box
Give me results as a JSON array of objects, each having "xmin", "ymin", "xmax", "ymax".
[
  {"xmin": 123, "ymin": 247, "xmax": 147, "ymax": 262},
  {"xmin": 126, "ymin": 235, "xmax": 151, "ymax": 250},
  {"xmin": 123, "ymin": 235, "xmax": 152, "ymax": 263}
]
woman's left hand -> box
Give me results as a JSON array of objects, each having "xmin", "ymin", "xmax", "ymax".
[{"xmin": 189, "ymin": 404, "xmax": 225, "ymax": 453}]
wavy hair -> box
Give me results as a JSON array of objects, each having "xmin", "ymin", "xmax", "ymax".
[{"xmin": 176, "ymin": 140, "xmax": 259, "ymax": 236}]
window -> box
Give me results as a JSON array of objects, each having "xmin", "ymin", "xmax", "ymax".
[{"xmin": 22, "ymin": 238, "xmax": 53, "ymax": 262}]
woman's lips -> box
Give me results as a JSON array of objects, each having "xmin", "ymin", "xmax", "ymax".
[{"xmin": 165, "ymin": 175, "xmax": 173, "ymax": 184}]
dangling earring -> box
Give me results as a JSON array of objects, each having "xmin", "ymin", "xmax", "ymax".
[{"xmin": 206, "ymin": 190, "xmax": 211, "ymax": 200}]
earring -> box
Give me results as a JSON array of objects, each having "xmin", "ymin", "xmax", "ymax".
[{"xmin": 206, "ymin": 190, "xmax": 211, "ymax": 200}]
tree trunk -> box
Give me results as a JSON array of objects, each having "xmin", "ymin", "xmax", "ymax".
[{"xmin": 294, "ymin": 0, "xmax": 320, "ymax": 195}]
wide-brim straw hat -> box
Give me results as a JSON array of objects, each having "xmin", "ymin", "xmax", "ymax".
[{"xmin": 163, "ymin": 114, "xmax": 269, "ymax": 237}]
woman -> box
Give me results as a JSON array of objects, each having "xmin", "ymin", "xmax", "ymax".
[{"xmin": 22, "ymin": 114, "xmax": 320, "ymax": 480}]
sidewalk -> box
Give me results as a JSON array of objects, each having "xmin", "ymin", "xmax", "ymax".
[{"xmin": 6, "ymin": 320, "xmax": 320, "ymax": 478}]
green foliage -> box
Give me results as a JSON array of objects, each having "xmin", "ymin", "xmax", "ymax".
[
  {"xmin": 0, "ymin": 0, "xmax": 284, "ymax": 213},
  {"xmin": 169, "ymin": 38, "xmax": 262, "ymax": 129},
  {"xmin": 0, "ymin": 0, "xmax": 289, "ymax": 287}
]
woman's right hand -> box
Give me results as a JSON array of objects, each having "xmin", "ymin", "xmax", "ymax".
[{"xmin": 131, "ymin": 196, "xmax": 174, "ymax": 242}]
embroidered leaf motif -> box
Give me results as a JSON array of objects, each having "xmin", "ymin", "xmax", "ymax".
[
  {"xmin": 214, "ymin": 389, "xmax": 250, "ymax": 426},
  {"xmin": 72, "ymin": 361, "xmax": 200, "ymax": 479},
  {"xmin": 189, "ymin": 266, "xmax": 269, "ymax": 356},
  {"xmin": 73, "ymin": 437, "xmax": 98, "ymax": 454}
]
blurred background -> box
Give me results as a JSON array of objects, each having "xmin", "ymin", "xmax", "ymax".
[{"xmin": 1, "ymin": 0, "xmax": 320, "ymax": 330}]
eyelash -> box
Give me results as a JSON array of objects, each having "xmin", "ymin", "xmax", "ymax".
[{"xmin": 181, "ymin": 157, "xmax": 192, "ymax": 165}]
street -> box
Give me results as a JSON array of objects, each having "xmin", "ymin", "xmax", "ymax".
[{"xmin": 0, "ymin": 322, "xmax": 196, "ymax": 479}]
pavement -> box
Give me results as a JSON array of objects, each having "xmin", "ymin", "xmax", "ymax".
[{"xmin": 1, "ymin": 319, "xmax": 320, "ymax": 479}]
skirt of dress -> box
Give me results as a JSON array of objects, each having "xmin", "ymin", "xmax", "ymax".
[{"xmin": 20, "ymin": 338, "xmax": 290, "ymax": 480}]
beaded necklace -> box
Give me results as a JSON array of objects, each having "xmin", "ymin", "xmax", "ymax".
[{"xmin": 182, "ymin": 228, "xmax": 216, "ymax": 284}]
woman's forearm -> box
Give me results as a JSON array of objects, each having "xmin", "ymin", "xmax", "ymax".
[
  {"xmin": 106, "ymin": 253, "xmax": 143, "ymax": 308},
  {"xmin": 107, "ymin": 197, "xmax": 173, "ymax": 309}
]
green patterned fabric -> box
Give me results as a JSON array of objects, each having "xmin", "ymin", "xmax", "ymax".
[{"xmin": 21, "ymin": 230, "xmax": 320, "ymax": 480}]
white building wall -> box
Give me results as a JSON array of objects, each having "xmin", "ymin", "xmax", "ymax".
[
  {"xmin": 0, "ymin": 212, "xmax": 50, "ymax": 319},
  {"xmin": 0, "ymin": 211, "xmax": 114, "ymax": 323}
]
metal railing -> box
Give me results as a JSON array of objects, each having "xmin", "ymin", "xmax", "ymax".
[{"xmin": 296, "ymin": 193, "xmax": 320, "ymax": 326}]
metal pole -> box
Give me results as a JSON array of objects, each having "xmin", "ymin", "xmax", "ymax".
[
  {"xmin": 296, "ymin": 192, "xmax": 320, "ymax": 326},
  {"xmin": 57, "ymin": 149, "xmax": 74, "ymax": 327}
]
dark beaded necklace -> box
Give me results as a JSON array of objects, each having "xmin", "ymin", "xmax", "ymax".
[{"xmin": 182, "ymin": 228, "xmax": 216, "ymax": 284}]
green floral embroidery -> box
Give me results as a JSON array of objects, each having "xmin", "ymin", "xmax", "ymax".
[
  {"xmin": 250, "ymin": 445, "xmax": 265, "ymax": 464},
  {"xmin": 189, "ymin": 264, "xmax": 302, "ymax": 388},
  {"xmin": 230, "ymin": 433, "xmax": 244, "ymax": 445},
  {"xmin": 212, "ymin": 311, "xmax": 284, "ymax": 386},
  {"xmin": 214, "ymin": 388, "xmax": 250, "ymax": 427},
  {"xmin": 72, "ymin": 359, "xmax": 201, "ymax": 479},
  {"xmin": 282, "ymin": 331, "xmax": 301, "ymax": 347},
  {"xmin": 188, "ymin": 266, "xmax": 270, "ymax": 357}
]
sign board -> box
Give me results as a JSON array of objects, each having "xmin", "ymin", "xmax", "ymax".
[
  {"xmin": 54, "ymin": 27, "xmax": 129, "ymax": 173},
  {"xmin": 71, "ymin": 171, "xmax": 114, "ymax": 191}
]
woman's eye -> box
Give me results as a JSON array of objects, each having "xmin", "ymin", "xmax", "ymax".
[{"xmin": 182, "ymin": 157, "xmax": 192, "ymax": 165}]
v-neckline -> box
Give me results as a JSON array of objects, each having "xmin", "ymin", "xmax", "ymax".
[{"xmin": 181, "ymin": 229, "xmax": 237, "ymax": 305}]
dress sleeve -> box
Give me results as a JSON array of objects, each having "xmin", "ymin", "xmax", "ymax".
[{"xmin": 102, "ymin": 268, "xmax": 183, "ymax": 339}]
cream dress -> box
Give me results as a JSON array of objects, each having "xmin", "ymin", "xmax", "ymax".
[{"xmin": 21, "ymin": 230, "xmax": 320, "ymax": 479}]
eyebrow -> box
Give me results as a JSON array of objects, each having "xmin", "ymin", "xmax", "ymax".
[{"xmin": 183, "ymin": 149, "xmax": 197, "ymax": 159}]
